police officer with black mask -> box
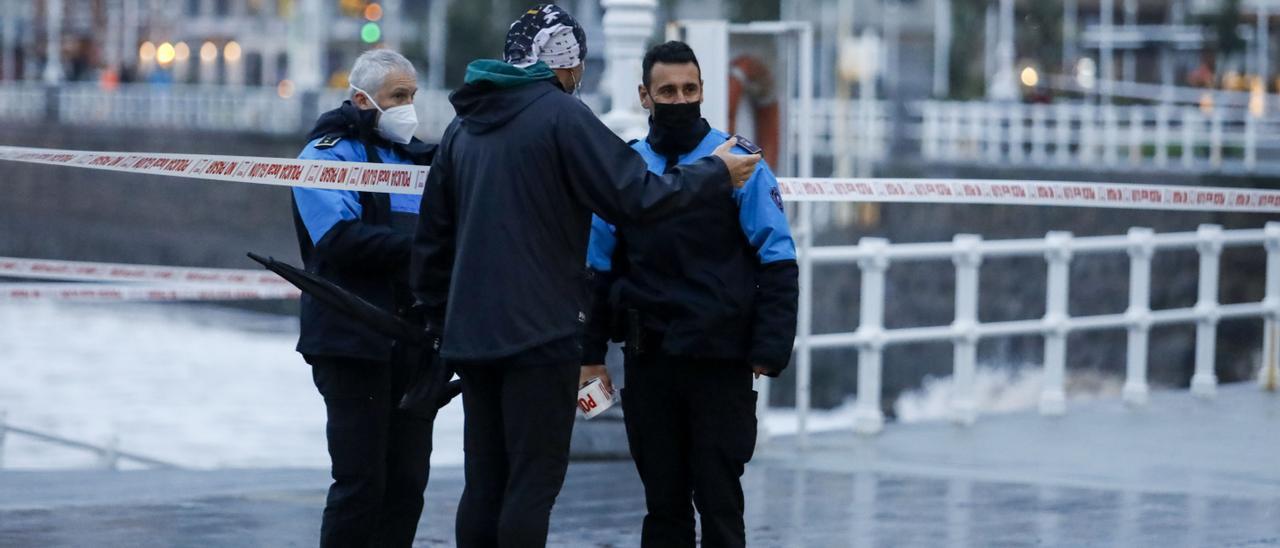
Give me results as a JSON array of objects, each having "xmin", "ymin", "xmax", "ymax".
[
  {"xmin": 291, "ymin": 49, "xmax": 451, "ymax": 547},
  {"xmin": 581, "ymin": 41, "xmax": 799, "ymax": 548}
]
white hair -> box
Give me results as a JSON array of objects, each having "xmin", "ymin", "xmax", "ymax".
[{"xmin": 348, "ymin": 49, "xmax": 417, "ymax": 97}]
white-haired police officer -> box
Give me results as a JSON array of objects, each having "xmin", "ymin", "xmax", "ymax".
[{"xmin": 291, "ymin": 49, "xmax": 441, "ymax": 548}]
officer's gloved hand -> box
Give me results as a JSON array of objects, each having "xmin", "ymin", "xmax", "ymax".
[{"xmin": 437, "ymin": 379, "xmax": 462, "ymax": 409}]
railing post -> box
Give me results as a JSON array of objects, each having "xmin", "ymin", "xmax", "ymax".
[
  {"xmin": 1123, "ymin": 227, "xmax": 1154, "ymax": 406},
  {"xmin": 1041, "ymin": 231, "xmax": 1073, "ymax": 416},
  {"xmin": 1103, "ymin": 104, "xmax": 1119, "ymax": 165},
  {"xmin": 1181, "ymin": 109, "xmax": 1195, "ymax": 168},
  {"xmin": 1245, "ymin": 112, "xmax": 1258, "ymax": 171},
  {"xmin": 968, "ymin": 102, "xmax": 984, "ymax": 160},
  {"xmin": 794, "ymin": 201, "xmax": 814, "ymax": 449},
  {"xmin": 1055, "ymin": 102, "xmax": 1070, "ymax": 164},
  {"xmin": 1079, "ymin": 103, "xmax": 1096, "ymax": 164},
  {"xmin": 98, "ymin": 434, "xmax": 120, "ymax": 471},
  {"xmin": 986, "ymin": 103, "xmax": 1002, "ymax": 163},
  {"xmin": 1031, "ymin": 104, "xmax": 1046, "ymax": 164},
  {"xmin": 1009, "ymin": 102, "xmax": 1025, "ymax": 163},
  {"xmin": 1262, "ymin": 222, "xmax": 1280, "ymax": 392},
  {"xmin": 947, "ymin": 102, "xmax": 962, "ymax": 160},
  {"xmin": 1191, "ymin": 224, "xmax": 1223, "ymax": 398},
  {"xmin": 1209, "ymin": 110, "xmax": 1223, "ymax": 168},
  {"xmin": 853, "ymin": 237, "xmax": 889, "ymax": 436},
  {"xmin": 1155, "ymin": 103, "xmax": 1169, "ymax": 167},
  {"xmin": 951, "ymin": 234, "xmax": 983, "ymax": 425},
  {"xmin": 1128, "ymin": 108, "xmax": 1143, "ymax": 165},
  {"xmin": 922, "ymin": 101, "xmax": 938, "ymax": 160}
]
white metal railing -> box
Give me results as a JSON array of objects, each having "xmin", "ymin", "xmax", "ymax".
[
  {"xmin": 795, "ymin": 98, "xmax": 891, "ymax": 162},
  {"xmin": 0, "ymin": 82, "xmax": 605, "ymax": 141},
  {"xmin": 0, "ymin": 410, "xmax": 180, "ymax": 470},
  {"xmin": 58, "ymin": 83, "xmax": 304, "ymax": 134},
  {"xmin": 0, "ymin": 83, "xmax": 48, "ymax": 121},
  {"xmin": 920, "ymin": 100, "xmax": 1280, "ymax": 175},
  {"xmin": 782, "ymin": 223, "xmax": 1280, "ymax": 444}
]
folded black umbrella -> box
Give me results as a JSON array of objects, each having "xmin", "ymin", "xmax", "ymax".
[
  {"xmin": 247, "ymin": 252, "xmax": 423, "ymax": 344},
  {"xmin": 247, "ymin": 252, "xmax": 460, "ymax": 413}
]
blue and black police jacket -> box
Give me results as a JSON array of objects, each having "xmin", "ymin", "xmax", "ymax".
[
  {"xmin": 583, "ymin": 128, "xmax": 800, "ymax": 374},
  {"xmin": 291, "ymin": 101, "xmax": 433, "ymax": 363}
]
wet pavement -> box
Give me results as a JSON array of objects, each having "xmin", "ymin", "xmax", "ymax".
[{"xmin": 2, "ymin": 384, "xmax": 1278, "ymax": 547}]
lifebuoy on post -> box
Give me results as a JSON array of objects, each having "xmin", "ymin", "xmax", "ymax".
[{"xmin": 727, "ymin": 55, "xmax": 780, "ymax": 167}]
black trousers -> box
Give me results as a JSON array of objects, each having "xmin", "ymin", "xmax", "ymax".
[
  {"xmin": 310, "ymin": 348, "xmax": 436, "ymax": 548},
  {"xmin": 623, "ymin": 353, "xmax": 758, "ymax": 548},
  {"xmin": 453, "ymin": 360, "xmax": 580, "ymax": 548}
]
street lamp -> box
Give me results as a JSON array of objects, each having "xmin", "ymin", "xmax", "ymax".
[
  {"xmin": 1019, "ymin": 65, "xmax": 1039, "ymax": 88},
  {"xmin": 138, "ymin": 41, "xmax": 156, "ymax": 63},
  {"xmin": 224, "ymin": 41, "xmax": 242, "ymax": 63},
  {"xmin": 200, "ymin": 42, "xmax": 218, "ymax": 63},
  {"xmin": 156, "ymin": 43, "xmax": 176, "ymax": 66}
]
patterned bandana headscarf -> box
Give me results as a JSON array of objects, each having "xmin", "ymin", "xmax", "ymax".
[{"xmin": 504, "ymin": 4, "xmax": 587, "ymax": 70}]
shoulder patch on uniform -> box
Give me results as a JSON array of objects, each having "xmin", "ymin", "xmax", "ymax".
[
  {"xmin": 314, "ymin": 135, "xmax": 343, "ymax": 149},
  {"xmin": 770, "ymin": 186, "xmax": 784, "ymax": 212}
]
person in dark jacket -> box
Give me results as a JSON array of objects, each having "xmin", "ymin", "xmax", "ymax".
[
  {"xmin": 409, "ymin": 5, "xmax": 762, "ymax": 547},
  {"xmin": 292, "ymin": 49, "xmax": 445, "ymax": 548},
  {"xmin": 580, "ymin": 41, "xmax": 799, "ymax": 548}
]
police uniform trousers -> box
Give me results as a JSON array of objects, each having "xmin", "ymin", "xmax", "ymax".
[
  {"xmin": 622, "ymin": 350, "xmax": 758, "ymax": 548},
  {"xmin": 309, "ymin": 343, "xmax": 435, "ymax": 548}
]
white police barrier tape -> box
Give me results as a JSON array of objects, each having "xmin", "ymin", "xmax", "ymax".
[
  {"xmin": 3, "ymin": 145, "xmax": 1280, "ymax": 213},
  {"xmin": 778, "ymin": 178, "xmax": 1280, "ymax": 212},
  {"xmin": 0, "ymin": 256, "xmax": 289, "ymax": 286},
  {"xmin": 0, "ymin": 145, "xmax": 428, "ymax": 195},
  {"xmin": 0, "ymin": 282, "xmax": 300, "ymax": 302}
]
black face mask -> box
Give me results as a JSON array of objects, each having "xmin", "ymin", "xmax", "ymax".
[{"xmin": 646, "ymin": 101, "xmax": 711, "ymax": 160}]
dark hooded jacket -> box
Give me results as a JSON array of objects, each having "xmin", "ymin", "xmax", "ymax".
[
  {"xmin": 291, "ymin": 101, "xmax": 435, "ymax": 362},
  {"xmin": 410, "ymin": 60, "xmax": 732, "ymax": 364}
]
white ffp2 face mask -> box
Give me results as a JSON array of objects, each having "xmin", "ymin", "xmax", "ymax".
[{"xmin": 351, "ymin": 85, "xmax": 419, "ymax": 145}]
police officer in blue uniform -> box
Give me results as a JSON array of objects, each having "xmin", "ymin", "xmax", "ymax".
[
  {"xmin": 291, "ymin": 49, "xmax": 444, "ymax": 547},
  {"xmin": 581, "ymin": 41, "xmax": 799, "ymax": 548}
]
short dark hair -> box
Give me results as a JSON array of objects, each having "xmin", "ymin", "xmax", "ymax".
[{"xmin": 642, "ymin": 41, "xmax": 701, "ymax": 88}]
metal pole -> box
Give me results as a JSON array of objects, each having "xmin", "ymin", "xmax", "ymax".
[
  {"xmin": 951, "ymin": 234, "xmax": 982, "ymax": 425},
  {"xmin": 426, "ymin": 0, "xmax": 448, "ymax": 90},
  {"xmin": 122, "ymin": 0, "xmax": 137, "ymax": 77},
  {"xmin": 857, "ymin": 31, "xmax": 876, "ymax": 178},
  {"xmin": 1123, "ymin": 0, "xmax": 1137, "ymax": 82},
  {"xmin": 43, "ymin": 0, "xmax": 64, "ymax": 85},
  {"xmin": 383, "ymin": 0, "xmax": 401, "ymax": 50},
  {"xmin": 1258, "ymin": 0, "xmax": 1270, "ymax": 93},
  {"xmin": 984, "ymin": 2, "xmax": 995, "ymax": 90},
  {"xmin": 933, "ymin": 0, "xmax": 951, "ymax": 98},
  {"xmin": 1040, "ymin": 231, "xmax": 1072, "ymax": 416},
  {"xmin": 834, "ymin": 0, "xmax": 853, "ymax": 177},
  {"xmin": 1123, "ymin": 228, "xmax": 1153, "ymax": 406},
  {"xmin": 794, "ymin": 24, "xmax": 815, "ymax": 449},
  {"xmin": 1100, "ymin": 0, "xmax": 1114, "ymax": 102},
  {"xmin": 995, "ymin": 0, "xmax": 1014, "ymax": 98},
  {"xmin": 853, "ymin": 238, "xmax": 888, "ymax": 436},
  {"xmin": 884, "ymin": 0, "xmax": 900, "ymax": 95},
  {"xmin": 1191, "ymin": 224, "xmax": 1223, "ymax": 398},
  {"xmin": 1262, "ymin": 222, "xmax": 1280, "ymax": 392},
  {"xmin": 795, "ymin": 201, "xmax": 813, "ymax": 448},
  {"xmin": 1063, "ymin": 0, "xmax": 1077, "ymax": 70}
]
